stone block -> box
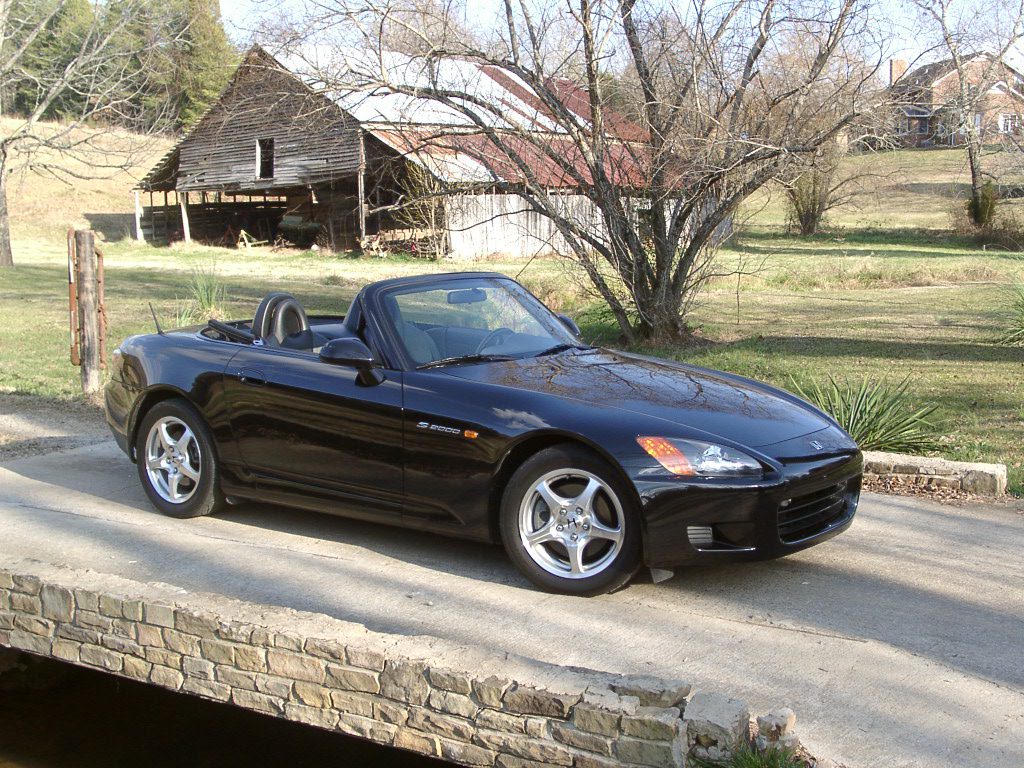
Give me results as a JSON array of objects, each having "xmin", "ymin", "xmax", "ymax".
[
  {"xmin": 110, "ymin": 619, "xmax": 137, "ymax": 639},
  {"xmin": 551, "ymin": 722, "xmax": 612, "ymax": 755},
  {"xmin": 380, "ymin": 659, "xmax": 430, "ymax": 705},
  {"xmin": 143, "ymin": 603, "xmax": 175, "ymax": 628},
  {"xmin": 145, "ymin": 647, "xmax": 183, "ymax": 669},
  {"xmin": 622, "ymin": 706, "xmax": 682, "ymax": 741},
  {"xmin": 429, "ymin": 688, "xmax": 479, "ymax": 719},
  {"xmin": 121, "ymin": 599, "xmax": 145, "ymax": 622},
  {"xmin": 76, "ymin": 611, "xmax": 112, "ymax": 631},
  {"xmin": 123, "ymin": 656, "xmax": 152, "ymax": 681},
  {"xmin": 285, "ymin": 702, "xmax": 339, "ymax": 729},
  {"xmin": 9, "ymin": 629, "xmax": 51, "ymax": 654},
  {"xmin": 136, "ymin": 625, "xmax": 164, "ymax": 648},
  {"xmin": 80, "ymin": 644, "xmax": 122, "ymax": 671},
  {"xmin": 293, "ymin": 681, "xmax": 334, "ymax": 708},
  {"xmin": 200, "ymin": 639, "xmax": 235, "ymax": 665},
  {"xmin": 234, "ymin": 645, "xmax": 267, "ymax": 672},
  {"xmin": 375, "ymin": 699, "xmax": 410, "ymax": 725},
  {"xmin": 575, "ymin": 755, "xmax": 626, "ymax": 768},
  {"xmin": 0, "ymin": 572, "xmax": 12, "ymax": 590},
  {"xmin": 428, "ymin": 667, "xmax": 473, "ymax": 695},
  {"xmin": 616, "ymin": 735, "xmax": 681, "ymax": 767},
  {"xmin": 101, "ymin": 635, "xmax": 142, "ymax": 657},
  {"xmin": 330, "ymin": 689, "xmax": 375, "ymax": 717},
  {"xmin": 162, "ymin": 629, "xmax": 200, "ymax": 657},
  {"xmin": 73, "ymin": 589, "xmax": 99, "ymax": 612},
  {"xmin": 473, "ymin": 675, "xmax": 512, "ymax": 708},
  {"xmin": 175, "ymin": 609, "xmax": 219, "ymax": 638},
  {"xmin": 408, "ymin": 707, "xmax": 476, "ymax": 742},
  {"xmin": 494, "ymin": 757, "xmax": 550, "ymax": 768},
  {"xmin": 13, "ymin": 615, "xmax": 52, "ymax": 637},
  {"xmin": 11, "ymin": 574, "xmax": 41, "ymax": 595},
  {"xmin": 232, "ymin": 688, "xmax": 284, "ymax": 714},
  {"xmin": 56, "ymin": 625, "xmax": 99, "ymax": 646},
  {"xmin": 183, "ymin": 656, "xmax": 215, "ymax": 680},
  {"xmin": 473, "ymin": 730, "xmax": 573, "ymax": 766},
  {"xmin": 267, "ymin": 649, "xmax": 325, "ymax": 683},
  {"xmin": 346, "ymin": 645, "xmax": 386, "ymax": 672},
  {"xmin": 438, "ymin": 737, "xmax": 496, "ymax": 767},
  {"xmin": 612, "ymin": 675, "xmax": 691, "ymax": 708},
  {"xmin": 502, "ymin": 683, "xmax": 579, "ymax": 719},
  {"xmin": 98, "ymin": 594, "xmax": 123, "ymax": 618},
  {"xmin": 337, "ymin": 713, "xmax": 398, "ymax": 744},
  {"xmin": 325, "ymin": 663, "xmax": 380, "ymax": 693},
  {"xmin": 215, "ymin": 666, "xmax": 257, "ymax": 691},
  {"xmin": 394, "ymin": 729, "xmax": 441, "ymax": 757},
  {"xmin": 271, "ymin": 631, "xmax": 304, "ymax": 652},
  {"xmin": 476, "ymin": 708, "xmax": 526, "ymax": 734},
  {"xmin": 10, "ymin": 594, "xmax": 41, "ymax": 615},
  {"xmin": 51, "ymin": 639, "xmax": 81, "ymax": 662},
  {"xmin": 255, "ymin": 674, "xmax": 293, "ymax": 699},
  {"xmin": 304, "ymin": 637, "xmax": 346, "ymax": 662},
  {"xmin": 39, "ymin": 585, "xmax": 74, "ymax": 622},
  {"xmin": 217, "ymin": 622, "xmax": 254, "ymax": 643},
  {"xmin": 685, "ymin": 692, "xmax": 751, "ymax": 752},
  {"xmin": 150, "ymin": 665, "xmax": 184, "ymax": 690},
  {"xmin": 183, "ymin": 677, "xmax": 232, "ymax": 702}
]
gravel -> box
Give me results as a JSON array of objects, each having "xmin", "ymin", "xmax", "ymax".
[{"xmin": 0, "ymin": 394, "xmax": 109, "ymax": 461}]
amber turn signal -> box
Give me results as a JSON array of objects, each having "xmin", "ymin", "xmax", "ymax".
[
  {"xmin": 636, "ymin": 436, "xmax": 694, "ymax": 476},
  {"xmin": 464, "ymin": 430, "xmax": 479, "ymax": 439}
]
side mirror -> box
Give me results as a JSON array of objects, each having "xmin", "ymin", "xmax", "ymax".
[
  {"xmin": 319, "ymin": 337, "xmax": 383, "ymax": 384},
  {"xmin": 557, "ymin": 313, "xmax": 581, "ymax": 337}
]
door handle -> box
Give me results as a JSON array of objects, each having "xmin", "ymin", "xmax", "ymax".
[{"xmin": 238, "ymin": 367, "xmax": 266, "ymax": 387}]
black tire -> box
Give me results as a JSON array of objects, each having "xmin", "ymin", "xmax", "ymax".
[
  {"xmin": 499, "ymin": 444, "xmax": 642, "ymax": 596},
  {"xmin": 135, "ymin": 398, "xmax": 225, "ymax": 519}
]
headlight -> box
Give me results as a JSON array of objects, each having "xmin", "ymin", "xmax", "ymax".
[{"xmin": 636, "ymin": 436, "xmax": 763, "ymax": 478}]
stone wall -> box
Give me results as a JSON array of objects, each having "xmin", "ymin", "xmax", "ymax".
[
  {"xmin": 862, "ymin": 451, "xmax": 1007, "ymax": 495},
  {"xmin": 0, "ymin": 564, "xmax": 800, "ymax": 767}
]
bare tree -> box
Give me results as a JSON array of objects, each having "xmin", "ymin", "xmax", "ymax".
[
  {"xmin": 907, "ymin": 0, "xmax": 1024, "ymax": 227},
  {"xmin": 0, "ymin": 0, "xmax": 179, "ymax": 267},
  {"xmin": 279, "ymin": 0, "xmax": 886, "ymax": 342}
]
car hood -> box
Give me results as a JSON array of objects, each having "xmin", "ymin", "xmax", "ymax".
[{"xmin": 441, "ymin": 348, "xmax": 834, "ymax": 448}]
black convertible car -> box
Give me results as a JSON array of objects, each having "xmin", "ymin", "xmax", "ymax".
[{"xmin": 105, "ymin": 272, "xmax": 862, "ymax": 595}]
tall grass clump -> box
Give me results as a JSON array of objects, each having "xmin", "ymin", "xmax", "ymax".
[
  {"xmin": 690, "ymin": 746, "xmax": 805, "ymax": 768},
  {"xmin": 791, "ymin": 375, "xmax": 940, "ymax": 453},
  {"xmin": 174, "ymin": 263, "xmax": 225, "ymax": 326},
  {"xmin": 997, "ymin": 282, "xmax": 1024, "ymax": 346}
]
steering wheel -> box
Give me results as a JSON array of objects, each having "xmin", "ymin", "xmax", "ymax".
[{"xmin": 475, "ymin": 327, "xmax": 514, "ymax": 354}]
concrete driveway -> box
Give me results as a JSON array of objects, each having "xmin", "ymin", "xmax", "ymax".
[{"xmin": 0, "ymin": 440, "xmax": 1021, "ymax": 768}]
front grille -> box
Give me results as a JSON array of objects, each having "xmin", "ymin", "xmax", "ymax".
[{"xmin": 777, "ymin": 481, "xmax": 856, "ymax": 543}]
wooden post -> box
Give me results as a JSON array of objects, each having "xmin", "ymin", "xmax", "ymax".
[
  {"xmin": 134, "ymin": 190, "xmax": 144, "ymax": 242},
  {"xmin": 75, "ymin": 230, "xmax": 101, "ymax": 395},
  {"xmin": 179, "ymin": 192, "xmax": 192, "ymax": 243},
  {"xmin": 357, "ymin": 132, "xmax": 367, "ymax": 242},
  {"xmin": 67, "ymin": 229, "xmax": 80, "ymax": 366}
]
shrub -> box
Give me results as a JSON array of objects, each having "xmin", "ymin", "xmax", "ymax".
[
  {"xmin": 173, "ymin": 264, "xmax": 225, "ymax": 327},
  {"xmin": 791, "ymin": 375, "xmax": 941, "ymax": 453},
  {"xmin": 966, "ymin": 182, "xmax": 998, "ymax": 228},
  {"xmin": 998, "ymin": 282, "xmax": 1024, "ymax": 347},
  {"xmin": 690, "ymin": 746, "xmax": 805, "ymax": 768}
]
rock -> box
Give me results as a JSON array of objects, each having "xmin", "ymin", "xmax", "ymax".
[
  {"xmin": 612, "ymin": 674, "xmax": 692, "ymax": 708},
  {"xmin": 685, "ymin": 692, "xmax": 751, "ymax": 752},
  {"xmin": 39, "ymin": 585, "xmax": 74, "ymax": 622}
]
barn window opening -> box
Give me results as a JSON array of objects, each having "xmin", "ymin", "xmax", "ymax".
[{"xmin": 257, "ymin": 138, "xmax": 275, "ymax": 179}]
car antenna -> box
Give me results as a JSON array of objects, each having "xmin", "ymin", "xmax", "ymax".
[{"xmin": 149, "ymin": 302, "xmax": 165, "ymax": 336}]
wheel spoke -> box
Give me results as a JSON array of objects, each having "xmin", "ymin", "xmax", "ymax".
[
  {"xmin": 570, "ymin": 477, "xmax": 602, "ymax": 514},
  {"xmin": 178, "ymin": 462, "xmax": 200, "ymax": 482},
  {"xmin": 589, "ymin": 519, "xmax": 622, "ymax": 544},
  {"xmin": 158, "ymin": 422, "xmax": 176, "ymax": 451},
  {"xmin": 565, "ymin": 541, "xmax": 586, "ymax": 574},
  {"xmin": 535, "ymin": 479, "xmax": 570, "ymax": 513},
  {"xmin": 525, "ymin": 522, "xmax": 557, "ymax": 546},
  {"xmin": 146, "ymin": 455, "xmax": 165, "ymax": 471},
  {"xmin": 167, "ymin": 472, "xmax": 182, "ymax": 499},
  {"xmin": 177, "ymin": 428, "xmax": 195, "ymax": 455}
]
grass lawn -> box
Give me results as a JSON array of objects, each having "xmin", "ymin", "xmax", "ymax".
[{"xmin": 0, "ymin": 141, "xmax": 1022, "ymax": 493}]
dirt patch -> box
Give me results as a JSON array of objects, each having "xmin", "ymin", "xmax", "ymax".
[{"xmin": 0, "ymin": 393, "xmax": 108, "ymax": 461}]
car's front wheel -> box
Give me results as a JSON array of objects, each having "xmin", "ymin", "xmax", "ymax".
[
  {"xmin": 500, "ymin": 445, "xmax": 641, "ymax": 596},
  {"xmin": 135, "ymin": 398, "xmax": 224, "ymax": 519}
]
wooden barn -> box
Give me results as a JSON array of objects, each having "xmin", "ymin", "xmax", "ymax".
[{"xmin": 136, "ymin": 46, "xmax": 646, "ymax": 259}]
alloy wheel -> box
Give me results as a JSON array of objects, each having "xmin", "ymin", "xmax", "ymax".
[{"xmin": 144, "ymin": 416, "xmax": 202, "ymax": 504}]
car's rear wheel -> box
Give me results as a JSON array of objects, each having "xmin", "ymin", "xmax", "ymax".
[
  {"xmin": 135, "ymin": 399, "xmax": 224, "ymax": 519},
  {"xmin": 500, "ymin": 445, "xmax": 641, "ymax": 596}
]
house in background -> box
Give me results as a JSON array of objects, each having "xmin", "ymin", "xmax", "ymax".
[
  {"xmin": 135, "ymin": 46, "xmax": 647, "ymax": 258},
  {"xmin": 888, "ymin": 53, "xmax": 1024, "ymax": 147}
]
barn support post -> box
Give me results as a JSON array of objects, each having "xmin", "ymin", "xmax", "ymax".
[
  {"xmin": 357, "ymin": 132, "xmax": 367, "ymax": 242},
  {"xmin": 74, "ymin": 230, "xmax": 102, "ymax": 395},
  {"xmin": 179, "ymin": 192, "xmax": 192, "ymax": 243},
  {"xmin": 134, "ymin": 191, "xmax": 144, "ymax": 242}
]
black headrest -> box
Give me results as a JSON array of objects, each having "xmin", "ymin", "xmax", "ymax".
[{"xmin": 253, "ymin": 292, "xmax": 296, "ymax": 341}]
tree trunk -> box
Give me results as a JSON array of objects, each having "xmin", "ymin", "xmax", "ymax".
[
  {"xmin": 965, "ymin": 137, "xmax": 988, "ymax": 227},
  {"xmin": 0, "ymin": 153, "xmax": 13, "ymax": 268}
]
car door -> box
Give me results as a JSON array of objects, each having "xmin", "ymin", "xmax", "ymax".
[{"xmin": 223, "ymin": 345, "xmax": 405, "ymax": 519}]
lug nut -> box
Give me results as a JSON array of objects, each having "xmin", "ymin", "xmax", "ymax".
[
  {"xmin": 570, "ymin": 534, "xmax": 578, "ymax": 541},
  {"xmin": 583, "ymin": 523, "xmax": 590, "ymax": 530},
  {"xmin": 556, "ymin": 525, "xmax": 564, "ymax": 531}
]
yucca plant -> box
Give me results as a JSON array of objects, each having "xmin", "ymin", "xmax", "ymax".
[
  {"xmin": 997, "ymin": 282, "xmax": 1024, "ymax": 347},
  {"xmin": 690, "ymin": 746, "xmax": 805, "ymax": 768},
  {"xmin": 791, "ymin": 375, "xmax": 940, "ymax": 453},
  {"xmin": 185, "ymin": 264, "xmax": 225, "ymax": 322}
]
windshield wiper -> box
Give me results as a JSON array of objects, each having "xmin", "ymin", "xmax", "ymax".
[
  {"xmin": 534, "ymin": 343, "xmax": 594, "ymax": 357},
  {"xmin": 417, "ymin": 354, "xmax": 517, "ymax": 370}
]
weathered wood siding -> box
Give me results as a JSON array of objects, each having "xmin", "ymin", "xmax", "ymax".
[
  {"xmin": 175, "ymin": 49, "xmax": 361, "ymax": 193},
  {"xmin": 445, "ymin": 194, "xmax": 606, "ymax": 259}
]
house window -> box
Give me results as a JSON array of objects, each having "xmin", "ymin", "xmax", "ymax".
[
  {"xmin": 257, "ymin": 138, "xmax": 275, "ymax": 179},
  {"xmin": 1000, "ymin": 113, "xmax": 1021, "ymax": 134},
  {"xmin": 916, "ymin": 119, "xmax": 928, "ymax": 134}
]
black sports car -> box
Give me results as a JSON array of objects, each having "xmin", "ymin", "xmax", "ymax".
[{"xmin": 105, "ymin": 272, "xmax": 862, "ymax": 596}]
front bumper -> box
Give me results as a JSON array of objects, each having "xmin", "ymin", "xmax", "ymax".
[
  {"xmin": 633, "ymin": 451, "xmax": 863, "ymax": 568},
  {"xmin": 104, "ymin": 376, "xmax": 135, "ymax": 458}
]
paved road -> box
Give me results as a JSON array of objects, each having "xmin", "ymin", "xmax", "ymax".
[{"xmin": 1, "ymin": 441, "xmax": 1022, "ymax": 768}]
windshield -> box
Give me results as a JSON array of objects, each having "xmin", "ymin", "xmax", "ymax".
[{"xmin": 380, "ymin": 277, "xmax": 583, "ymax": 367}]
